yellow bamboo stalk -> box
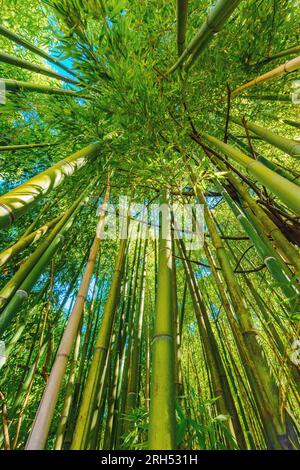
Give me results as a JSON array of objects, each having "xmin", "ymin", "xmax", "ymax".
[{"xmin": 231, "ymin": 56, "xmax": 300, "ymax": 98}]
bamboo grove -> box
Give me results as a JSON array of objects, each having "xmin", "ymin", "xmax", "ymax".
[{"xmin": 0, "ymin": 0, "xmax": 299, "ymax": 451}]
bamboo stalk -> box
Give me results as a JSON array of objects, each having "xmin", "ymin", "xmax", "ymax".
[
  {"xmin": 0, "ymin": 78, "xmax": 90, "ymax": 99},
  {"xmin": 258, "ymin": 45, "xmax": 300, "ymax": 64},
  {"xmin": 231, "ymin": 116, "xmax": 300, "ymax": 159},
  {"xmin": 177, "ymin": 1, "xmax": 189, "ymax": 56},
  {"xmin": 25, "ymin": 176, "xmax": 110, "ymax": 450},
  {"xmin": 281, "ymin": 119, "xmax": 300, "ymax": 130},
  {"xmin": 0, "ymin": 24, "xmax": 77, "ymax": 77},
  {"xmin": 231, "ymin": 56, "xmax": 300, "ymax": 98},
  {"xmin": 0, "ymin": 141, "xmax": 100, "ymax": 228},
  {"xmin": 0, "ymin": 51, "xmax": 78, "ymax": 85},
  {"xmin": 148, "ymin": 192, "xmax": 176, "ymax": 450},
  {"xmin": 200, "ymin": 131, "xmax": 300, "ymax": 214},
  {"xmin": 168, "ymin": 0, "xmax": 242, "ymax": 74},
  {"xmin": 0, "ymin": 142, "xmax": 57, "ymax": 152},
  {"xmin": 0, "ymin": 215, "xmax": 61, "ymax": 268},
  {"xmin": 71, "ymin": 232, "xmax": 128, "ymax": 449}
]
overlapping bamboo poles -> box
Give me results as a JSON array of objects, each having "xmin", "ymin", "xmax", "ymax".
[
  {"xmin": 199, "ymin": 131, "xmax": 300, "ymax": 214},
  {"xmin": 71, "ymin": 218, "xmax": 129, "ymax": 449},
  {"xmin": 230, "ymin": 116, "xmax": 300, "ymax": 159},
  {"xmin": 0, "ymin": 51, "xmax": 78, "ymax": 84},
  {"xmin": 0, "ymin": 186, "xmax": 91, "ymax": 334},
  {"xmin": 168, "ymin": 0, "xmax": 242, "ymax": 74},
  {"xmin": 231, "ymin": 56, "xmax": 300, "ymax": 98},
  {"xmin": 0, "ymin": 141, "xmax": 101, "ymax": 228},
  {"xmin": 125, "ymin": 240, "xmax": 148, "ymax": 419},
  {"xmin": 177, "ymin": 237, "xmax": 246, "ymax": 449},
  {"xmin": 198, "ymin": 144, "xmax": 300, "ymax": 274},
  {"xmin": 0, "ymin": 24, "xmax": 77, "ymax": 77},
  {"xmin": 229, "ymin": 134, "xmax": 300, "ymax": 186},
  {"xmin": 25, "ymin": 174, "xmax": 110, "ymax": 449},
  {"xmin": 148, "ymin": 192, "xmax": 176, "ymax": 450},
  {"xmin": 258, "ymin": 44, "xmax": 300, "ymax": 64},
  {"xmin": 187, "ymin": 162, "xmax": 298, "ymax": 449}
]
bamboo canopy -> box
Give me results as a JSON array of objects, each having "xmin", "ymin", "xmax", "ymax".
[{"xmin": 0, "ymin": 0, "xmax": 300, "ymax": 454}]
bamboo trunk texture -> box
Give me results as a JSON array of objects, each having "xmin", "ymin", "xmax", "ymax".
[{"xmin": 0, "ymin": 142, "xmax": 101, "ymax": 228}]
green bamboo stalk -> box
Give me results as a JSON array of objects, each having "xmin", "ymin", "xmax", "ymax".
[
  {"xmin": 246, "ymin": 94, "xmax": 292, "ymax": 102},
  {"xmin": 231, "ymin": 116, "xmax": 300, "ymax": 159},
  {"xmin": 260, "ymin": 45, "xmax": 300, "ymax": 63},
  {"xmin": 0, "ymin": 142, "xmax": 56, "ymax": 152},
  {"xmin": 125, "ymin": 240, "xmax": 148, "ymax": 418},
  {"xmin": 21, "ymin": 198, "xmax": 58, "ymax": 238},
  {"xmin": 0, "ymin": 214, "xmax": 61, "ymax": 268},
  {"xmin": 231, "ymin": 56, "xmax": 300, "ymax": 98},
  {"xmin": 205, "ymin": 150, "xmax": 300, "ymax": 273},
  {"xmin": 0, "ymin": 51, "xmax": 78, "ymax": 85},
  {"xmin": 1, "ymin": 78, "xmax": 90, "ymax": 99},
  {"xmin": 71, "ymin": 235, "xmax": 128, "ymax": 449},
  {"xmin": 201, "ymin": 131, "xmax": 300, "ymax": 214},
  {"xmin": 229, "ymin": 134, "xmax": 300, "ymax": 186},
  {"xmin": 281, "ymin": 119, "xmax": 300, "ymax": 130},
  {"xmin": 0, "ymin": 141, "xmax": 100, "ymax": 228},
  {"xmin": 148, "ymin": 192, "xmax": 176, "ymax": 450},
  {"xmin": 0, "ymin": 204, "xmax": 80, "ymax": 335},
  {"xmin": 177, "ymin": 1, "xmax": 189, "ymax": 56},
  {"xmin": 25, "ymin": 177, "xmax": 110, "ymax": 450},
  {"xmin": 0, "ymin": 24, "xmax": 77, "ymax": 77},
  {"xmin": 216, "ymin": 179, "xmax": 298, "ymax": 303},
  {"xmin": 168, "ymin": 0, "xmax": 242, "ymax": 74},
  {"xmin": 188, "ymin": 166, "xmax": 297, "ymax": 448}
]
